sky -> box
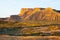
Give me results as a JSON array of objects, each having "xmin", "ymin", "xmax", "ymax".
[{"xmin": 0, "ymin": 0, "xmax": 60, "ymax": 17}]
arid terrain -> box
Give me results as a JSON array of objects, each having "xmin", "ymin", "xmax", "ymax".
[
  {"xmin": 0, "ymin": 36, "xmax": 60, "ymax": 40},
  {"xmin": 0, "ymin": 7, "xmax": 60, "ymax": 40}
]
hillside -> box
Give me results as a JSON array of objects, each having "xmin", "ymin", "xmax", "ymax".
[
  {"xmin": 0, "ymin": 8, "xmax": 60, "ymax": 36},
  {"xmin": 19, "ymin": 7, "xmax": 60, "ymax": 21}
]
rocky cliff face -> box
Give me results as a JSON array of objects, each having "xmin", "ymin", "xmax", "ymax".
[{"xmin": 19, "ymin": 7, "xmax": 60, "ymax": 21}]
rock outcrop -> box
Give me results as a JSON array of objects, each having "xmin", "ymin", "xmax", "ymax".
[{"xmin": 19, "ymin": 7, "xmax": 60, "ymax": 21}]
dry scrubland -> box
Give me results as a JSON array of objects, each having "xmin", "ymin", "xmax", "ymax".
[
  {"xmin": 0, "ymin": 21, "xmax": 60, "ymax": 36},
  {"xmin": 0, "ymin": 36, "xmax": 60, "ymax": 40}
]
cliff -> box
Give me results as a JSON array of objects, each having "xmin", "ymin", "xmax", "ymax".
[{"xmin": 19, "ymin": 7, "xmax": 60, "ymax": 21}]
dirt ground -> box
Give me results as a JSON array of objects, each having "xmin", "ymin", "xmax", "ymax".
[{"xmin": 0, "ymin": 36, "xmax": 60, "ymax": 40}]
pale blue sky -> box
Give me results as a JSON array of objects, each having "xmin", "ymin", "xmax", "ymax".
[{"xmin": 0, "ymin": 0, "xmax": 60, "ymax": 17}]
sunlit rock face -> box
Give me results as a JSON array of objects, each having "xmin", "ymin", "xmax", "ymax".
[
  {"xmin": 19, "ymin": 8, "xmax": 33, "ymax": 17},
  {"xmin": 0, "ymin": 7, "xmax": 60, "ymax": 22},
  {"xmin": 19, "ymin": 7, "xmax": 60, "ymax": 21}
]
